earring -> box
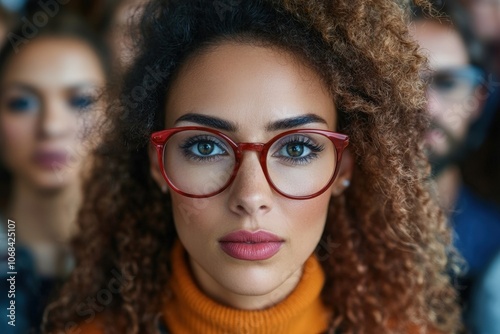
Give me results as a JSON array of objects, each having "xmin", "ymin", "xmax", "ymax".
[
  {"xmin": 342, "ymin": 179, "xmax": 351, "ymax": 188},
  {"xmin": 161, "ymin": 185, "xmax": 168, "ymax": 194}
]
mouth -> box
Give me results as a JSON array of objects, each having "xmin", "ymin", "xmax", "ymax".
[
  {"xmin": 33, "ymin": 151, "xmax": 68, "ymax": 169},
  {"xmin": 219, "ymin": 230, "xmax": 284, "ymax": 261}
]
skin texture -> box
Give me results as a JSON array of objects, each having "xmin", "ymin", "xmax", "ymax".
[
  {"xmin": 0, "ymin": 37, "xmax": 105, "ymax": 192},
  {"xmin": 150, "ymin": 42, "xmax": 352, "ymax": 310}
]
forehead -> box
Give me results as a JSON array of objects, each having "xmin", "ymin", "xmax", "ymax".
[
  {"xmin": 1, "ymin": 37, "xmax": 105, "ymax": 88},
  {"xmin": 412, "ymin": 20, "xmax": 469, "ymax": 70},
  {"xmin": 164, "ymin": 42, "xmax": 336, "ymax": 137}
]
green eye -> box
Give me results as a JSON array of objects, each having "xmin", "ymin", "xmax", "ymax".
[{"xmin": 197, "ymin": 142, "xmax": 215, "ymax": 155}]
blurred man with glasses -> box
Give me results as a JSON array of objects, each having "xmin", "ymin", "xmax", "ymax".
[{"xmin": 412, "ymin": 14, "xmax": 500, "ymax": 333}]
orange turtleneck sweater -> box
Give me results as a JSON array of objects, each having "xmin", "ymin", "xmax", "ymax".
[{"xmin": 76, "ymin": 242, "xmax": 442, "ymax": 333}]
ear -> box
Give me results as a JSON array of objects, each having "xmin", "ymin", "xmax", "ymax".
[
  {"xmin": 148, "ymin": 143, "xmax": 169, "ymax": 194},
  {"xmin": 331, "ymin": 148, "xmax": 354, "ymax": 197}
]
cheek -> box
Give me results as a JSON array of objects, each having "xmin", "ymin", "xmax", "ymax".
[
  {"xmin": 170, "ymin": 194, "xmax": 220, "ymax": 235},
  {"xmin": 286, "ymin": 192, "xmax": 330, "ymax": 229},
  {"xmin": 283, "ymin": 193, "xmax": 331, "ymax": 256},
  {"xmin": 0, "ymin": 114, "xmax": 37, "ymax": 167},
  {"xmin": 58, "ymin": 113, "xmax": 99, "ymax": 171}
]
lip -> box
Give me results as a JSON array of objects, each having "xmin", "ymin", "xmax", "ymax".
[
  {"xmin": 219, "ymin": 230, "xmax": 284, "ymax": 261},
  {"xmin": 33, "ymin": 151, "xmax": 68, "ymax": 169}
]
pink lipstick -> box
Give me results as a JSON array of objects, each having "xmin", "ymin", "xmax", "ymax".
[
  {"xmin": 33, "ymin": 151, "xmax": 68, "ymax": 169},
  {"xmin": 219, "ymin": 230, "xmax": 284, "ymax": 261}
]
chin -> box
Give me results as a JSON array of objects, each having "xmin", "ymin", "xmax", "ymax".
[
  {"xmin": 29, "ymin": 173, "xmax": 79, "ymax": 193},
  {"xmin": 216, "ymin": 265, "xmax": 292, "ymax": 297}
]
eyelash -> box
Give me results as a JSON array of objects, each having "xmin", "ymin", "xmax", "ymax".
[{"xmin": 178, "ymin": 134, "xmax": 324, "ymax": 165}]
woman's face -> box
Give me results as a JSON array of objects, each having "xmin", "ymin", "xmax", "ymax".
[
  {"xmin": 0, "ymin": 37, "xmax": 106, "ymax": 191},
  {"xmin": 152, "ymin": 42, "xmax": 347, "ymax": 309}
]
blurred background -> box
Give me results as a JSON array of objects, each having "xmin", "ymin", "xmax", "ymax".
[
  {"xmin": 0, "ymin": 1, "xmax": 143, "ymax": 333},
  {"xmin": 0, "ymin": 0, "xmax": 498, "ymax": 333}
]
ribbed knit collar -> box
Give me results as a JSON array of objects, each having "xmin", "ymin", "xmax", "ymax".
[{"xmin": 162, "ymin": 240, "xmax": 330, "ymax": 334}]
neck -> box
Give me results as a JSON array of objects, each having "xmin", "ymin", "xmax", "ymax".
[
  {"xmin": 6, "ymin": 178, "xmax": 81, "ymax": 276},
  {"xmin": 435, "ymin": 166, "xmax": 461, "ymax": 212},
  {"xmin": 189, "ymin": 256, "xmax": 302, "ymax": 310}
]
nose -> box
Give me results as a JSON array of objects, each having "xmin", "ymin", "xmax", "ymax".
[
  {"xmin": 37, "ymin": 98, "xmax": 71, "ymax": 139},
  {"xmin": 227, "ymin": 151, "xmax": 274, "ymax": 217}
]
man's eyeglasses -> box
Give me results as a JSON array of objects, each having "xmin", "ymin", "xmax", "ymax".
[
  {"xmin": 150, "ymin": 127, "xmax": 349, "ymax": 199},
  {"xmin": 422, "ymin": 66, "xmax": 484, "ymax": 103}
]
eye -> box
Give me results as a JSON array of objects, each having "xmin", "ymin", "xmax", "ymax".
[
  {"xmin": 195, "ymin": 141, "xmax": 222, "ymax": 156},
  {"xmin": 272, "ymin": 135, "xmax": 324, "ymax": 165},
  {"xmin": 433, "ymin": 74, "xmax": 460, "ymax": 92},
  {"xmin": 282, "ymin": 142, "xmax": 310, "ymax": 158},
  {"xmin": 69, "ymin": 95, "xmax": 95, "ymax": 110},
  {"xmin": 6, "ymin": 96, "xmax": 39, "ymax": 114},
  {"xmin": 180, "ymin": 135, "xmax": 229, "ymax": 161}
]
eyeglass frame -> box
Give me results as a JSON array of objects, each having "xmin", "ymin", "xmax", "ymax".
[
  {"xmin": 421, "ymin": 65, "xmax": 485, "ymax": 101},
  {"xmin": 150, "ymin": 126, "xmax": 350, "ymax": 200}
]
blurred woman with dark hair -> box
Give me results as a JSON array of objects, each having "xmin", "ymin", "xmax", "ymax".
[{"xmin": 0, "ymin": 11, "xmax": 110, "ymax": 333}]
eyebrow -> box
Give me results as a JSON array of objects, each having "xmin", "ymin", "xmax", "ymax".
[
  {"xmin": 175, "ymin": 113, "xmax": 238, "ymax": 132},
  {"xmin": 0, "ymin": 83, "xmax": 38, "ymax": 95},
  {"xmin": 175, "ymin": 112, "xmax": 328, "ymax": 132},
  {"xmin": 0, "ymin": 82, "xmax": 100, "ymax": 94},
  {"xmin": 266, "ymin": 114, "xmax": 328, "ymax": 131}
]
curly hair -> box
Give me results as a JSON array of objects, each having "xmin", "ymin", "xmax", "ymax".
[{"xmin": 43, "ymin": 0, "xmax": 461, "ymax": 333}]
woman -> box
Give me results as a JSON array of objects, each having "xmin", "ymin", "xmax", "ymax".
[
  {"xmin": 0, "ymin": 12, "xmax": 109, "ymax": 333},
  {"xmin": 44, "ymin": 0, "xmax": 461, "ymax": 333}
]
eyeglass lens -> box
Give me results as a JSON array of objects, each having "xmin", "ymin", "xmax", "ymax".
[{"xmin": 426, "ymin": 67, "xmax": 482, "ymax": 103}]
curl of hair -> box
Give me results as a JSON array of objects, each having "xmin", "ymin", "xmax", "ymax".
[{"xmin": 44, "ymin": 0, "xmax": 461, "ymax": 333}]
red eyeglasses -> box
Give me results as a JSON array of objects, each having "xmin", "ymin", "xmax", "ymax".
[{"xmin": 150, "ymin": 126, "xmax": 349, "ymax": 200}]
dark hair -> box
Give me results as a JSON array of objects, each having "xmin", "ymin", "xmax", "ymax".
[
  {"xmin": 0, "ymin": 10, "xmax": 111, "ymax": 209},
  {"xmin": 0, "ymin": 10, "xmax": 111, "ymax": 78},
  {"xmin": 45, "ymin": 1, "xmax": 461, "ymax": 333}
]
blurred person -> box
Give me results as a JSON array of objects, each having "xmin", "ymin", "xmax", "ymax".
[
  {"xmin": 0, "ymin": 12, "xmax": 110, "ymax": 333},
  {"xmin": 412, "ymin": 15, "xmax": 500, "ymax": 331},
  {"xmin": 457, "ymin": 0, "xmax": 500, "ymax": 76},
  {"xmin": 460, "ymin": 0, "xmax": 500, "ymax": 45}
]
